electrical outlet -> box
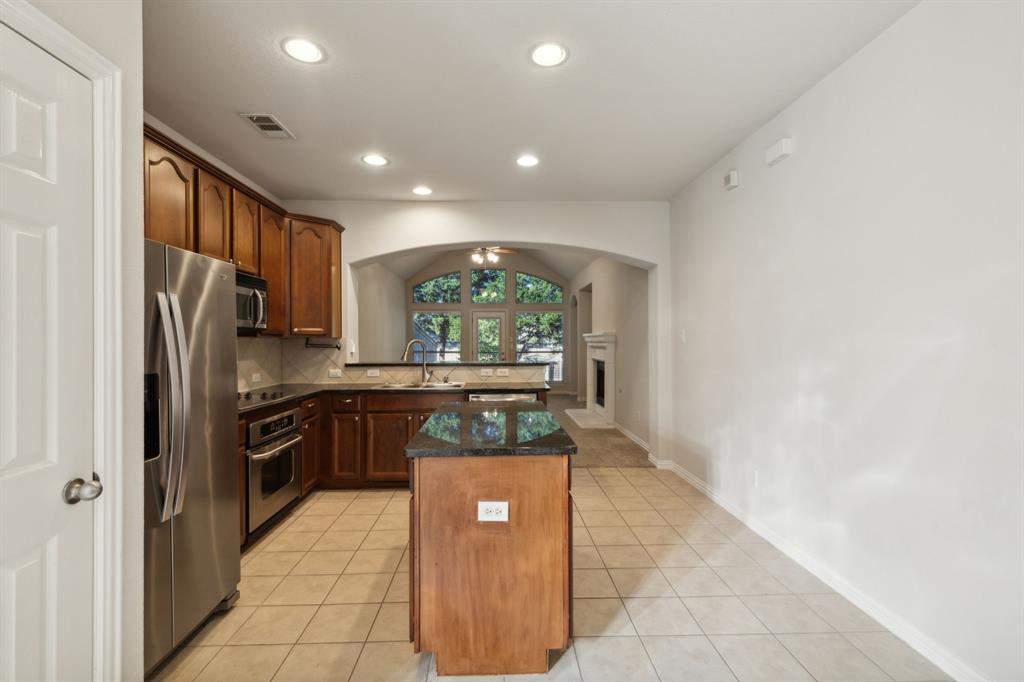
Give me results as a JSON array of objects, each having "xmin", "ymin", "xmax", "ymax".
[
  {"xmin": 480, "ymin": 368, "xmax": 494, "ymax": 377},
  {"xmin": 477, "ymin": 500, "xmax": 509, "ymax": 522},
  {"xmin": 496, "ymin": 368, "xmax": 510, "ymax": 377},
  {"xmin": 328, "ymin": 368, "xmax": 343, "ymax": 378},
  {"xmin": 366, "ymin": 368, "xmax": 380, "ymax": 378},
  {"xmin": 251, "ymin": 373, "xmax": 262, "ymax": 384}
]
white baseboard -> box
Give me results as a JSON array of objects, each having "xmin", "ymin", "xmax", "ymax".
[
  {"xmin": 646, "ymin": 453, "xmax": 983, "ymax": 682},
  {"xmin": 617, "ymin": 424, "xmax": 649, "ymax": 451}
]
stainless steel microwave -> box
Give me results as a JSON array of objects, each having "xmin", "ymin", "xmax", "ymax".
[{"xmin": 236, "ymin": 272, "xmax": 268, "ymax": 331}]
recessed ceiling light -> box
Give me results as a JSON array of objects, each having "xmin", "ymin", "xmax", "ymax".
[
  {"xmin": 530, "ymin": 43, "xmax": 568, "ymax": 67},
  {"xmin": 282, "ymin": 38, "xmax": 324, "ymax": 64},
  {"xmin": 361, "ymin": 153, "xmax": 389, "ymax": 167},
  {"xmin": 412, "ymin": 186, "xmax": 433, "ymax": 196},
  {"xmin": 516, "ymin": 154, "xmax": 539, "ymax": 167}
]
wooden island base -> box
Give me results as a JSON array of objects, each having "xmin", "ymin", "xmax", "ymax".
[{"xmin": 410, "ymin": 455, "xmax": 571, "ymax": 676}]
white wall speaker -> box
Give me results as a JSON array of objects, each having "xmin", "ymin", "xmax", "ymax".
[{"xmin": 724, "ymin": 170, "xmax": 740, "ymax": 190}]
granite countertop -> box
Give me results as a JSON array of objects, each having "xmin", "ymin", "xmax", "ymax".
[
  {"xmin": 405, "ymin": 400, "xmax": 577, "ymax": 458},
  {"xmin": 238, "ymin": 381, "xmax": 551, "ymax": 415}
]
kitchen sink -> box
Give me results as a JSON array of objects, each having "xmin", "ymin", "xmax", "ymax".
[{"xmin": 371, "ymin": 382, "xmax": 466, "ymax": 390}]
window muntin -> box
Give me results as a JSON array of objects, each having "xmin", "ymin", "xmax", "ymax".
[
  {"xmin": 470, "ymin": 269, "xmax": 506, "ymax": 303},
  {"xmin": 515, "ymin": 272, "xmax": 563, "ymax": 304},
  {"xmin": 411, "ymin": 312, "xmax": 462, "ymax": 362},
  {"xmin": 515, "ymin": 312, "xmax": 564, "ymax": 381},
  {"xmin": 412, "ymin": 272, "xmax": 461, "ymax": 304}
]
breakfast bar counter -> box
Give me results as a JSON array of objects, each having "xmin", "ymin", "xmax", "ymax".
[{"xmin": 406, "ymin": 400, "xmax": 577, "ymax": 676}]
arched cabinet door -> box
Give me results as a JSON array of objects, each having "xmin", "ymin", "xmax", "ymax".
[
  {"xmin": 232, "ymin": 189, "xmax": 260, "ymax": 274},
  {"xmin": 289, "ymin": 218, "xmax": 330, "ymax": 335},
  {"xmin": 196, "ymin": 170, "xmax": 231, "ymax": 261},
  {"xmin": 258, "ymin": 205, "xmax": 289, "ymax": 334},
  {"xmin": 144, "ymin": 138, "xmax": 196, "ymax": 250}
]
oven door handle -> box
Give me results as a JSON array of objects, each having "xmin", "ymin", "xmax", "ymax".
[{"xmin": 249, "ymin": 433, "xmax": 303, "ymax": 461}]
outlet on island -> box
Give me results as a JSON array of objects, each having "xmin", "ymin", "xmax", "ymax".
[
  {"xmin": 328, "ymin": 368, "xmax": 343, "ymax": 378},
  {"xmin": 477, "ymin": 500, "xmax": 509, "ymax": 522}
]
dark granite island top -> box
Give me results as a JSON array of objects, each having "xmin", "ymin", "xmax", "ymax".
[{"xmin": 405, "ymin": 400, "xmax": 577, "ymax": 458}]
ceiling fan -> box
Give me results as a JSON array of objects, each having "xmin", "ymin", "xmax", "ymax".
[{"xmin": 468, "ymin": 246, "xmax": 518, "ymax": 264}]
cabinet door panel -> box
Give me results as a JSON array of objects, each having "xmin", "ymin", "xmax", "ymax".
[
  {"xmin": 197, "ymin": 170, "xmax": 231, "ymax": 261},
  {"xmin": 301, "ymin": 416, "xmax": 320, "ymax": 495},
  {"xmin": 366, "ymin": 413, "xmax": 414, "ymax": 481},
  {"xmin": 232, "ymin": 189, "xmax": 259, "ymax": 274},
  {"xmin": 327, "ymin": 414, "xmax": 361, "ymax": 482},
  {"xmin": 144, "ymin": 138, "xmax": 195, "ymax": 250},
  {"xmin": 258, "ymin": 206, "xmax": 289, "ymax": 334},
  {"xmin": 289, "ymin": 219, "xmax": 330, "ymax": 335}
]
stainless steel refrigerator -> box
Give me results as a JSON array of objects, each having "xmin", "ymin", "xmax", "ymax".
[{"xmin": 144, "ymin": 240, "xmax": 240, "ymax": 672}]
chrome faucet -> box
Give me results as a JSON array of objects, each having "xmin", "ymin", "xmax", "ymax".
[{"xmin": 401, "ymin": 339, "xmax": 435, "ymax": 384}]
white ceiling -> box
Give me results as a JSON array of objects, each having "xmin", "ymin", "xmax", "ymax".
[
  {"xmin": 357, "ymin": 245, "xmax": 601, "ymax": 281},
  {"xmin": 143, "ymin": 0, "xmax": 915, "ymax": 201}
]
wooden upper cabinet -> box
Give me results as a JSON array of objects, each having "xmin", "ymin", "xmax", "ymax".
[
  {"xmin": 258, "ymin": 206, "xmax": 289, "ymax": 335},
  {"xmin": 232, "ymin": 189, "xmax": 260, "ymax": 274},
  {"xmin": 144, "ymin": 138, "xmax": 195, "ymax": 250},
  {"xmin": 289, "ymin": 219, "xmax": 331, "ymax": 336},
  {"xmin": 196, "ymin": 170, "xmax": 231, "ymax": 261}
]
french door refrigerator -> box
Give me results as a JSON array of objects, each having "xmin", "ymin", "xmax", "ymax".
[{"xmin": 144, "ymin": 240, "xmax": 239, "ymax": 672}]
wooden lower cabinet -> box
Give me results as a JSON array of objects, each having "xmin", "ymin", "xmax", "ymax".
[
  {"xmin": 300, "ymin": 415, "xmax": 320, "ymax": 495},
  {"xmin": 366, "ymin": 413, "xmax": 417, "ymax": 481},
  {"xmin": 323, "ymin": 413, "xmax": 361, "ymax": 484}
]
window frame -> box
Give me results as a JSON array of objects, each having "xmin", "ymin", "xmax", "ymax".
[{"xmin": 406, "ymin": 258, "xmax": 571, "ymax": 385}]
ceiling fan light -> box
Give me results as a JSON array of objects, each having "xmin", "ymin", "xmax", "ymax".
[
  {"xmin": 471, "ymin": 252, "xmax": 485, "ymax": 264},
  {"xmin": 486, "ymin": 251, "xmax": 499, "ymax": 263}
]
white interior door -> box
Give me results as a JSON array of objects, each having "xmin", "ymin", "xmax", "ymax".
[{"xmin": 0, "ymin": 23, "xmax": 96, "ymax": 682}]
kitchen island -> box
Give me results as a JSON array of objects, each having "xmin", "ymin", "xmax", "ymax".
[{"xmin": 406, "ymin": 400, "xmax": 577, "ymax": 676}]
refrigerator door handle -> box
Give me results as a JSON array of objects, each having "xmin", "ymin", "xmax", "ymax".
[
  {"xmin": 155, "ymin": 292, "xmax": 182, "ymax": 523},
  {"xmin": 169, "ymin": 292, "xmax": 192, "ymax": 516}
]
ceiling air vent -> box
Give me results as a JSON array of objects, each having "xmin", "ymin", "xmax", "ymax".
[{"xmin": 239, "ymin": 113, "xmax": 295, "ymax": 139}]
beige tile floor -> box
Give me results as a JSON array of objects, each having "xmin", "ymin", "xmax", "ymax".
[{"xmin": 151, "ymin": 468, "xmax": 950, "ymax": 682}]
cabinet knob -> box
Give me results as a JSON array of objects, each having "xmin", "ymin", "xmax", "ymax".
[
  {"xmin": 292, "ymin": 328, "xmax": 299, "ymax": 333},
  {"xmin": 407, "ymin": 416, "xmax": 412, "ymax": 421},
  {"xmin": 303, "ymin": 423, "xmax": 309, "ymax": 430},
  {"xmin": 354, "ymin": 416, "xmax": 359, "ymax": 422}
]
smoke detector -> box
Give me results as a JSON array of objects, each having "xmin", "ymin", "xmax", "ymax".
[{"xmin": 240, "ymin": 113, "xmax": 295, "ymax": 140}]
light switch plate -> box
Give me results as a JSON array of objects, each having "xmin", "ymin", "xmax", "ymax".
[
  {"xmin": 480, "ymin": 368, "xmax": 494, "ymax": 377},
  {"xmin": 328, "ymin": 368, "xmax": 343, "ymax": 378},
  {"xmin": 477, "ymin": 500, "xmax": 509, "ymax": 522},
  {"xmin": 366, "ymin": 368, "xmax": 381, "ymax": 377},
  {"xmin": 496, "ymin": 368, "xmax": 510, "ymax": 376},
  {"xmin": 251, "ymin": 372, "xmax": 262, "ymax": 383}
]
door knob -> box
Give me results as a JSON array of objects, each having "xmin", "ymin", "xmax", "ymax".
[{"xmin": 63, "ymin": 476, "xmax": 103, "ymax": 504}]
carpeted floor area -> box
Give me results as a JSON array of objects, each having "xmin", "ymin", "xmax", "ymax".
[{"xmin": 547, "ymin": 394, "xmax": 652, "ymax": 468}]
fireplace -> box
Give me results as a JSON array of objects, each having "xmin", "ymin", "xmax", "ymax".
[{"xmin": 583, "ymin": 332, "xmax": 616, "ymax": 424}]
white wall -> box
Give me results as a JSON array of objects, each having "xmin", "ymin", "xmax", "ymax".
[
  {"xmin": 286, "ymin": 200, "xmax": 675, "ymax": 461},
  {"xmin": 668, "ymin": 2, "xmax": 1023, "ymax": 680},
  {"xmin": 28, "ymin": 0, "xmax": 145, "ymax": 678},
  {"xmin": 353, "ymin": 263, "xmax": 407, "ymax": 361},
  {"xmin": 572, "ymin": 258, "xmax": 651, "ymax": 445}
]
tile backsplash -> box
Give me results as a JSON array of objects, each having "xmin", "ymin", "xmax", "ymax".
[
  {"xmin": 236, "ymin": 336, "xmax": 284, "ymax": 391},
  {"xmin": 237, "ymin": 337, "xmax": 547, "ymax": 389}
]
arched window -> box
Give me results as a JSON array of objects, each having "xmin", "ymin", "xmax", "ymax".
[
  {"xmin": 412, "ymin": 271, "xmax": 460, "ymax": 303},
  {"xmin": 515, "ymin": 272, "xmax": 563, "ymax": 304}
]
